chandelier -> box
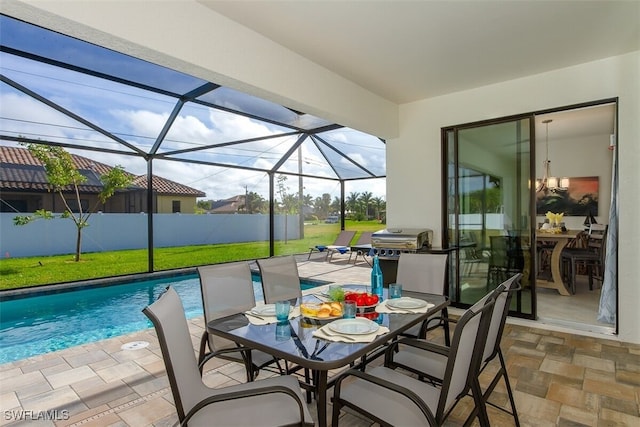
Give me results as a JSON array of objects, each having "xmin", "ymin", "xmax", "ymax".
[{"xmin": 536, "ymin": 119, "xmax": 569, "ymax": 193}]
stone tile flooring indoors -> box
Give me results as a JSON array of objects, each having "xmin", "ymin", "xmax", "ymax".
[{"xmin": 1, "ymin": 255, "xmax": 639, "ymax": 426}]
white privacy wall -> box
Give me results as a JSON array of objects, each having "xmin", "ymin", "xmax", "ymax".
[
  {"xmin": 0, "ymin": 214, "xmax": 299, "ymax": 258},
  {"xmin": 389, "ymin": 52, "xmax": 640, "ymax": 344}
]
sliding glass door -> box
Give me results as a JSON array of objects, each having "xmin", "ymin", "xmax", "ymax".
[{"xmin": 444, "ymin": 117, "xmax": 534, "ymax": 318}]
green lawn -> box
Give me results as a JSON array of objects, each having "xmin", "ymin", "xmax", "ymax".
[{"xmin": 0, "ymin": 221, "xmax": 383, "ymax": 290}]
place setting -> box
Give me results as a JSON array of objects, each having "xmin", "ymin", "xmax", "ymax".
[
  {"xmin": 375, "ymin": 283, "xmax": 435, "ymax": 314},
  {"xmin": 312, "ymin": 317, "xmax": 389, "ymax": 343},
  {"xmin": 244, "ymin": 300, "xmax": 300, "ymax": 325}
]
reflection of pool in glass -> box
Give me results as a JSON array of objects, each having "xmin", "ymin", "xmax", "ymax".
[{"xmin": 0, "ymin": 273, "xmax": 322, "ymax": 364}]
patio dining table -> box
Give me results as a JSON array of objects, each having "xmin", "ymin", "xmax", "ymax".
[{"xmin": 207, "ymin": 289, "xmax": 448, "ymax": 427}]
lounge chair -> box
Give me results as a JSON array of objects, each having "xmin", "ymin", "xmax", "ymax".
[
  {"xmin": 142, "ymin": 286, "xmax": 314, "ymax": 427},
  {"xmin": 307, "ymin": 230, "xmax": 355, "ymax": 260},
  {"xmin": 348, "ymin": 231, "xmax": 373, "ymax": 265}
]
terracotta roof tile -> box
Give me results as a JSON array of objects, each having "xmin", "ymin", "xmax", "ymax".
[{"xmin": 0, "ymin": 146, "xmax": 205, "ymax": 196}]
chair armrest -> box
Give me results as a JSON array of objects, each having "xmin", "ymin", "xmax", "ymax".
[
  {"xmin": 397, "ymin": 337, "xmax": 450, "ymax": 357},
  {"xmin": 182, "ymin": 383, "xmax": 309, "ymax": 426},
  {"xmin": 333, "ymin": 368, "xmax": 436, "ymax": 424}
]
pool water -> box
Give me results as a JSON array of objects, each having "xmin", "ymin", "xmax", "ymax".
[{"xmin": 0, "ymin": 274, "xmax": 319, "ymax": 364}]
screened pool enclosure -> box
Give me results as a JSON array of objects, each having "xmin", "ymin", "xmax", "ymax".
[{"xmin": 0, "ymin": 15, "xmax": 386, "ymax": 283}]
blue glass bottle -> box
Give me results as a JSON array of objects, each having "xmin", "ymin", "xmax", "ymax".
[{"xmin": 371, "ymin": 255, "xmax": 384, "ymax": 301}]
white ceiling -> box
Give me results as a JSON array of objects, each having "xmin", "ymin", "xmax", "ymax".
[{"xmin": 200, "ymin": 0, "xmax": 639, "ymax": 104}]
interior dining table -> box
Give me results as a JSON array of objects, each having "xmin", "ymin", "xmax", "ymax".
[
  {"xmin": 536, "ymin": 229, "xmax": 581, "ymax": 296},
  {"xmin": 207, "ymin": 289, "xmax": 448, "ymax": 427}
]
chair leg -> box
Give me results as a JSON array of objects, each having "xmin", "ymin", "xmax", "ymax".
[
  {"xmin": 197, "ymin": 332, "xmax": 209, "ymax": 374},
  {"xmin": 442, "ymin": 309, "xmax": 451, "ymax": 347},
  {"xmin": 470, "ymin": 378, "xmax": 490, "ymax": 427},
  {"xmin": 464, "ymin": 351, "xmax": 519, "ymax": 427},
  {"xmin": 499, "ymin": 351, "xmax": 520, "ymax": 427}
]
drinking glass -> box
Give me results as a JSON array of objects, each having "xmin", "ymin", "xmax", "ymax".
[
  {"xmin": 275, "ymin": 300, "xmax": 291, "ymax": 322},
  {"xmin": 389, "ymin": 283, "xmax": 403, "ymax": 299},
  {"xmin": 343, "ymin": 301, "xmax": 357, "ymax": 318}
]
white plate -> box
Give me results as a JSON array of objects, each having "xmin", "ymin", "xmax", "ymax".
[
  {"xmin": 386, "ymin": 297, "xmax": 428, "ymax": 310},
  {"xmin": 328, "ymin": 318, "xmax": 379, "ymax": 335},
  {"xmin": 251, "ymin": 304, "xmax": 277, "ymax": 316}
]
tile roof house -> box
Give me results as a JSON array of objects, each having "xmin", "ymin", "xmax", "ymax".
[
  {"xmin": 208, "ymin": 195, "xmax": 246, "ymax": 214},
  {"xmin": 0, "ymin": 146, "xmax": 205, "ymax": 214}
]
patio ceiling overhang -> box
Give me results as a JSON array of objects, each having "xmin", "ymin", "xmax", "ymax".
[{"xmin": 0, "ymin": 14, "xmax": 386, "ymax": 184}]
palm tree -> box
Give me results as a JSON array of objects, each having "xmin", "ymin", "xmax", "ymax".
[
  {"xmin": 359, "ymin": 191, "xmax": 373, "ymax": 219},
  {"xmin": 314, "ymin": 193, "xmax": 332, "ymax": 218},
  {"xmin": 372, "ymin": 196, "xmax": 386, "ymax": 220},
  {"xmin": 346, "ymin": 192, "xmax": 360, "ymax": 218}
]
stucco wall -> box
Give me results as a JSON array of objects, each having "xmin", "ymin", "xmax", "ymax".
[{"xmin": 389, "ymin": 52, "xmax": 639, "ymax": 344}]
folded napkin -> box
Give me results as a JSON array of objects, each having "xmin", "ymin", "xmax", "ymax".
[
  {"xmin": 245, "ymin": 306, "xmax": 301, "ymax": 325},
  {"xmin": 375, "ymin": 299, "xmax": 434, "ymax": 314},
  {"xmin": 312, "ymin": 324, "xmax": 389, "ymax": 343}
]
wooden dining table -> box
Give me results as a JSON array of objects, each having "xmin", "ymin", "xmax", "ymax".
[
  {"xmin": 536, "ymin": 229, "xmax": 580, "ymax": 296},
  {"xmin": 207, "ymin": 289, "xmax": 448, "ymax": 427}
]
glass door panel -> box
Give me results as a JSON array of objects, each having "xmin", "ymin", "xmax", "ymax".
[{"xmin": 445, "ymin": 118, "xmax": 534, "ymax": 318}]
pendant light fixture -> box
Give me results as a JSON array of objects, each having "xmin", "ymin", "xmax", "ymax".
[{"xmin": 536, "ymin": 119, "xmax": 569, "ymax": 193}]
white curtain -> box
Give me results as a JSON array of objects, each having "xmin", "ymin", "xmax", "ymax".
[{"xmin": 598, "ymin": 138, "xmax": 617, "ymax": 324}]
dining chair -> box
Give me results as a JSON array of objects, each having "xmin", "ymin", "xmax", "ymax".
[
  {"xmin": 257, "ymin": 255, "xmax": 303, "ymax": 304},
  {"xmin": 486, "ymin": 235, "xmax": 524, "ymax": 291},
  {"xmin": 142, "ymin": 286, "xmax": 314, "ymax": 427},
  {"xmin": 256, "ymin": 256, "xmax": 312, "ymax": 390},
  {"xmin": 331, "ymin": 292, "xmax": 496, "ymax": 426},
  {"xmin": 385, "ymin": 273, "xmax": 522, "ymax": 426},
  {"xmin": 395, "ymin": 252, "xmax": 451, "ymax": 345},
  {"xmin": 197, "ymin": 262, "xmax": 284, "ymax": 381},
  {"xmin": 561, "ymin": 224, "xmax": 608, "ymax": 293}
]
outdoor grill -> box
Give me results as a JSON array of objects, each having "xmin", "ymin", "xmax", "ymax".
[
  {"xmin": 370, "ymin": 228, "xmax": 434, "ymax": 285},
  {"xmin": 371, "ymin": 228, "xmax": 433, "ymax": 258}
]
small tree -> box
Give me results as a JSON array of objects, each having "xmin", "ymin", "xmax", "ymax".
[{"xmin": 13, "ymin": 143, "xmax": 133, "ymax": 261}]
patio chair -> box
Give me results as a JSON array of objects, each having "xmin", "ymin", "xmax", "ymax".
[
  {"xmin": 142, "ymin": 286, "xmax": 313, "ymax": 427},
  {"xmin": 197, "ymin": 263, "xmax": 284, "ymax": 381},
  {"xmin": 307, "ymin": 230, "xmax": 355, "ymax": 260},
  {"xmin": 385, "ymin": 273, "xmax": 522, "ymax": 426},
  {"xmin": 396, "ymin": 252, "xmax": 451, "ymax": 346},
  {"xmin": 331, "ymin": 291, "xmax": 496, "ymax": 427},
  {"xmin": 256, "ymin": 256, "xmax": 313, "ymax": 397},
  {"xmin": 348, "ymin": 231, "xmax": 373, "ymax": 265},
  {"xmin": 257, "ymin": 255, "xmax": 303, "ymax": 304}
]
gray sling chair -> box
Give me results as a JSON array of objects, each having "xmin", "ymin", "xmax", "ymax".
[
  {"xmin": 143, "ymin": 286, "xmax": 314, "ymax": 427},
  {"xmin": 256, "ymin": 256, "xmax": 313, "ymax": 399},
  {"xmin": 197, "ymin": 263, "xmax": 284, "ymax": 381},
  {"xmin": 395, "ymin": 252, "xmax": 451, "ymax": 346},
  {"xmin": 257, "ymin": 255, "xmax": 304, "ymax": 305},
  {"xmin": 385, "ymin": 273, "xmax": 522, "ymax": 426},
  {"xmin": 331, "ymin": 293, "xmax": 496, "ymax": 426}
]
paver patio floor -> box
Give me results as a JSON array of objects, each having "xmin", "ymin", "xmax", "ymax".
[{"xmin": 1, "ymin": 256, "xmax": 638, "ymax": 426}]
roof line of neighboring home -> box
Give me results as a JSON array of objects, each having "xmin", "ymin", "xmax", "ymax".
[{"xmin": 0, "ymin": 146, "xmax": 206, "ymax": 197}]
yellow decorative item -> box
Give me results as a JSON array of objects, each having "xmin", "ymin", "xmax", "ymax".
[{"xmin": 545, "ymin": 211, "xmax": 564, "ymax": 227}]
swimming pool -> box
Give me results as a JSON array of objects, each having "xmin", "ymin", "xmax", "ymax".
[{"xmin": 0, "ymin": 273, "xmax": 322, "ymax": 364}]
